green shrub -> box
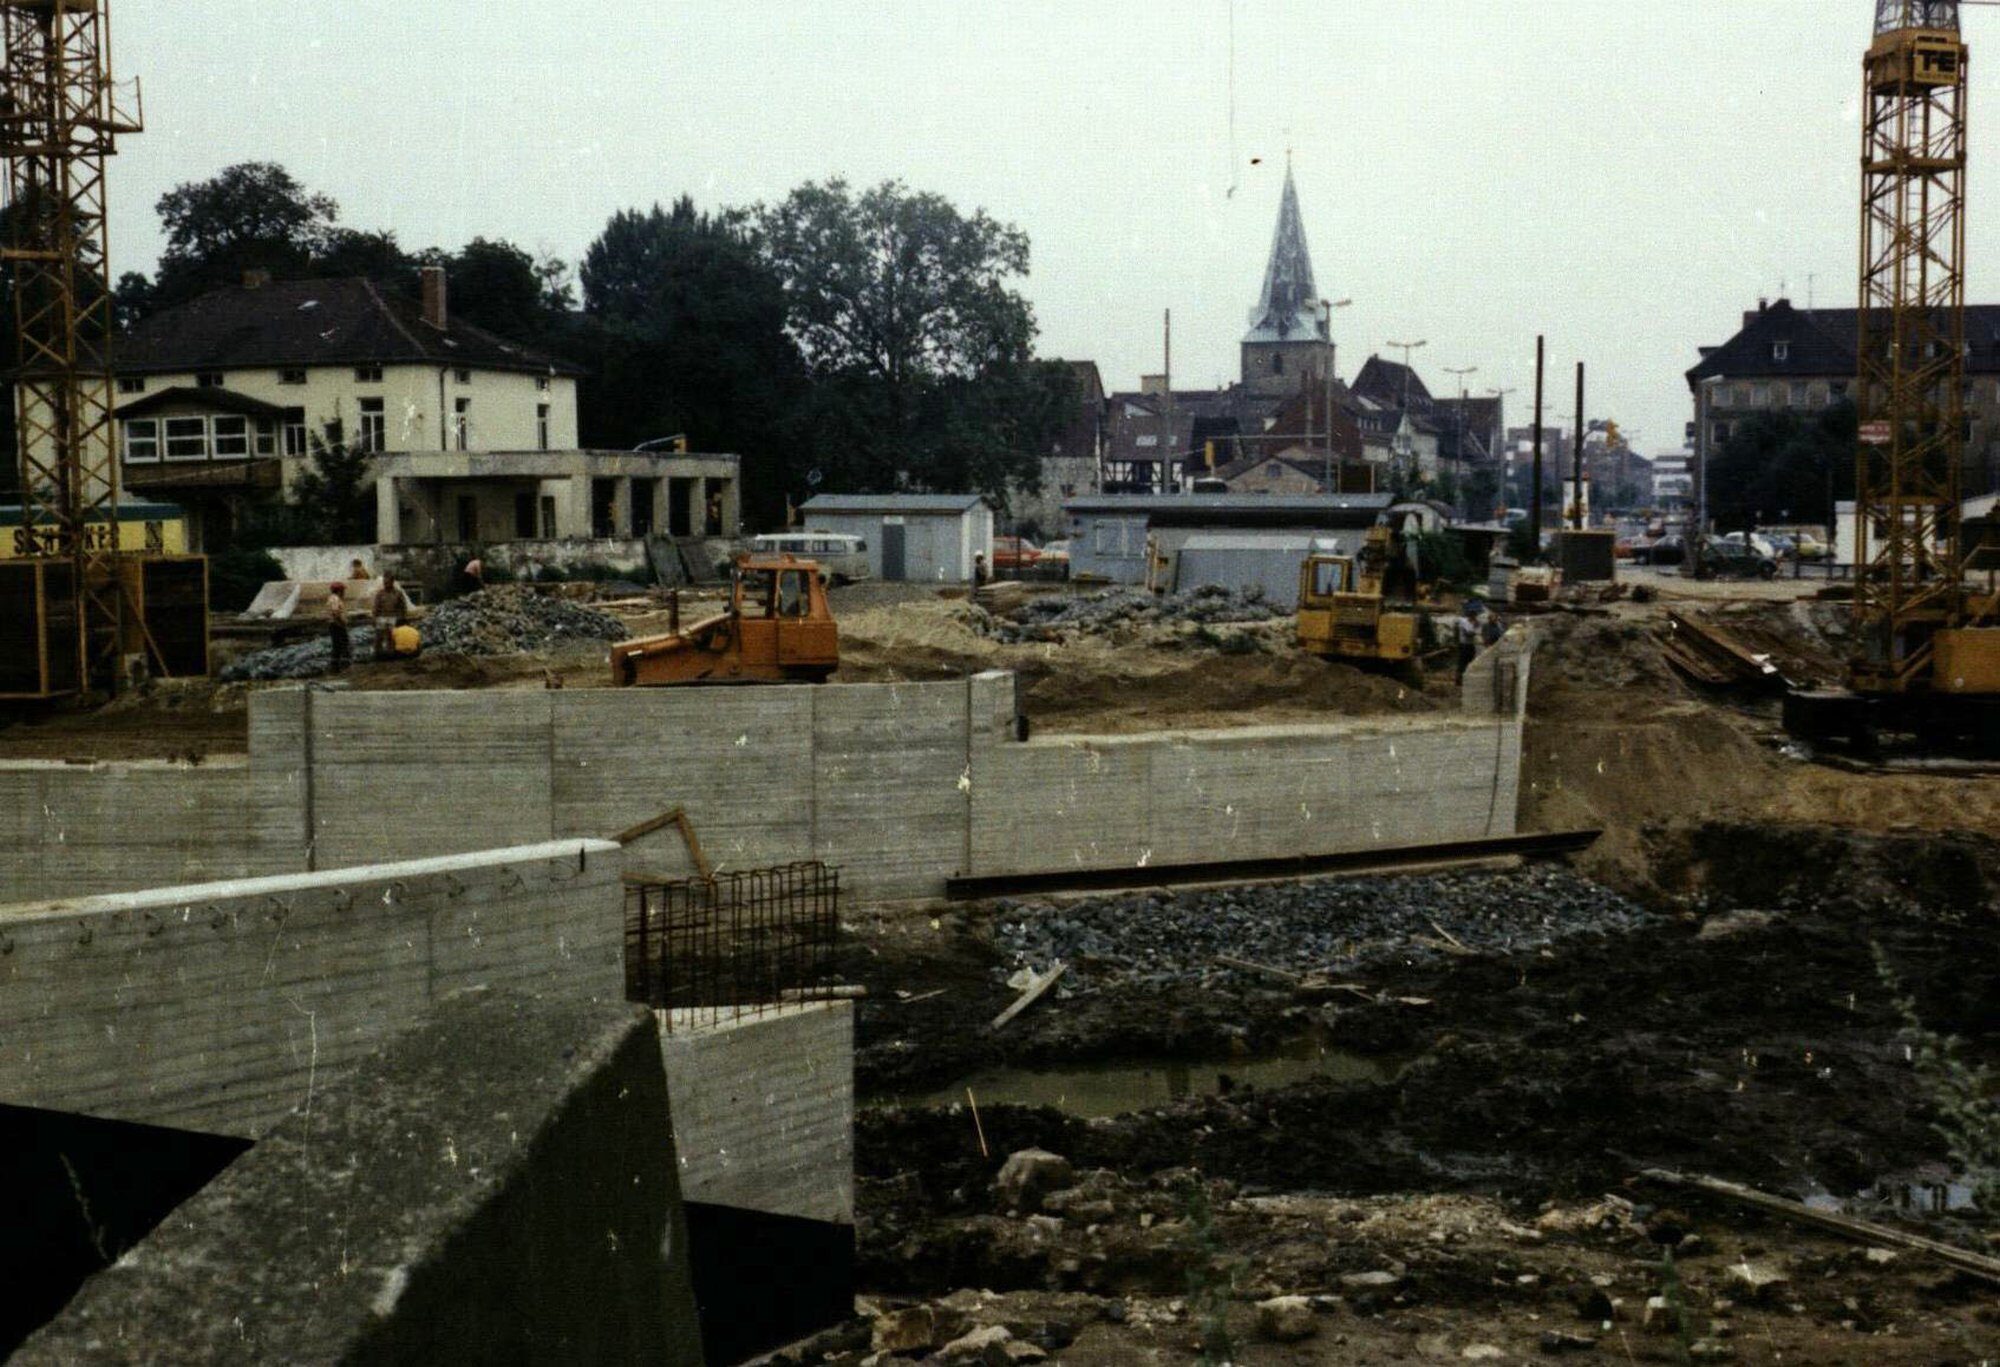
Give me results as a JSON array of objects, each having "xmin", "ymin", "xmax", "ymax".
[{"xmin": 206, "ymin": 546, "xmax": 286, "ymax": 612}]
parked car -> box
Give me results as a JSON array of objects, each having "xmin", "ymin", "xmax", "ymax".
[
  {"xmin": 1792, "ymin": 532, "xmax": 1832, "ymax": 561},
  {"xmin": 1718, "ymin": 531, "xmax": 1779, "ymax": 559},
  {"xmin": 992, "ymin": 536, "xmax": 1041, "ymax": 572},
  {"xmin": 1696, "ymin": 535, "xmax": 1778, "ymax": 579},
  {"xmin": 1633, "ymin": 535, "xmax": 1685, "ymax": 567},
  {"xmin": 1039, "ymin": 539, "xmax": 1071, "ymax": 577}
]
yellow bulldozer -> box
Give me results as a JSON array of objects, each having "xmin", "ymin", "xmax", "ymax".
[
  {"xmin": 1296, "ymin": 525, "xmax": 1422, "ymax": 670},
  {"xmin": 610, "ymin": 554, "xmax": 839, "ymax": 686}
]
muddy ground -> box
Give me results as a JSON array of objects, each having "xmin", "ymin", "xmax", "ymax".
[{"xmin": 814, "ymin": 823, "xmax": 2000, "ymax": 1364}]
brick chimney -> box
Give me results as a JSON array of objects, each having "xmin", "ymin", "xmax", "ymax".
[{"xmin": 420, "ymin": 265, "xmax": 448, "ymax": 330}]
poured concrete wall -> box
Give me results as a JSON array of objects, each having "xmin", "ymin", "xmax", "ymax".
[
  {"xmin": 17, "ymin": 994, "xmax": 704, "ymax": 1367},
  {"xmin": 0, "ymin": 839, "xmax": 624, "ymax": 1138},
  {"xmin": 0, "ymin": 657, "xmax": 1528, "ymax": 905},
  {"xmin": 660, "ymin": 1003, "xmax": 855, "ymax": 1226}
]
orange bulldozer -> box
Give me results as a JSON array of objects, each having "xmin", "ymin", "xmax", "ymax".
[{"xmin": 610, "ymin": 553, "xmax": 839, "ymax": 686}]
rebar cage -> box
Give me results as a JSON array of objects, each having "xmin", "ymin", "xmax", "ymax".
[{"xmin": 625, "ymin": 862, "xmax": 840, "ymax": 1030}]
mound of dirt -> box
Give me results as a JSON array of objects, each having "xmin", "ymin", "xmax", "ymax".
[{"xmin": 838, "ymin": 597, "xmax": 1443, "ymax": 732}]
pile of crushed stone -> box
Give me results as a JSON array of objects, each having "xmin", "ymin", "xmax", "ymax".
[
  {"xmin": 219, "ymin": 587, "xmax": 628, "ymax": 681},
  {"xmin": 991, "ymin": 867, "xmax": 1655, "ymax": 992},
  {"xmin": 419, "ymin": 586, "xmax": 627, "ymax": 656},
  {"xmin": 981, "ymin": 584, "xmax": 1285, "ymax": 644}
]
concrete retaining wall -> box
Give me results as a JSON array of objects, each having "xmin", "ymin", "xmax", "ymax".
[
  {"xmin": 0, "ymin": 654, "xmax": 1528, "ymax": 905},
  {"xmin": 660, "ymin": 1004, "xmax": 855, "ymax": 1226},
  {"xmin": 17, "ymin": 994, "xmax": 704, "ymax": 1367},
  {"xmin": 0, "ymin": 839, "xmax": 624, "ymax": 1138}
]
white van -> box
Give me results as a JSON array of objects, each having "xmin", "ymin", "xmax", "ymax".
[{"xmin": 748, "ymin": 532, "xmax": 872, "ymax": 584}]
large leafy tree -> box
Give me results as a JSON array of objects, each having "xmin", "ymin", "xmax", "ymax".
[
  {"xmin": 1709, "ymin": 400, "xmax": 1857, "ymax": 533},
  {"xmin": 575, "ymin": 198, "xmax": 803, "ymax": 524},
  {"xmin": 754, "ymin": 178, "xmax": 1070, "ymax": 501},
  {"xmin": 150, "ymin": 162, "xmax": 339, "ymax": 308}
]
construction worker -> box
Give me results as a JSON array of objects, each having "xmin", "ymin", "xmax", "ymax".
[
  {"xmin": 325, "ymin": 582, "xmax": 351, "ymax": 672},
  {"xmin": 973, "ymin": 552, "xmax": 991, "ymax": 588},
  {"xmin": 1454, "ymin": 602, "xmax": 1482, "ymax": 680},
  {"xmin": 347, "ymin": 558, "xmax": 372, "ymax": 581},
  {"xmin": 1480, "ymin": 606, "xmax": 1506, "ymax": 649},
  {"xmin": 372, "ymin": 574, "xmax": 409, "ymax": 658},
  {"xmin": 458, "ymin": 554, "xmax": 485, "ymax": 596}
]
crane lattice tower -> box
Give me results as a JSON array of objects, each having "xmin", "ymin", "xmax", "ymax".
[
  {"xmin": 0, "ymin": 0, "xmax": 141, "ymax": 689},
  {"xmin": 1854, "ymin": 0, "xmax": 1968, "ymax": 693}
]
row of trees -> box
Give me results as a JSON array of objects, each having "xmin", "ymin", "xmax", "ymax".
[{"xmin": 100, "ymin": 163, "xmax": 1077, "ymax": 531}]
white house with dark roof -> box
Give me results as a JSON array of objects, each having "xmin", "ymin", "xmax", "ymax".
[{"xmin": 112, "ymin": 267, "xmax": 742, "ymax": 557}]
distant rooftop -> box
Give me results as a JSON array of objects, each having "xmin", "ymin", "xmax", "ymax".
[{"xmin": 800, "ymin": 493, "xmax": 990, "ymax": 514}]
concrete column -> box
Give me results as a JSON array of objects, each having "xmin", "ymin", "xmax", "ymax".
[{"xmin": 375, "ymin": 475, "xmax": 402, "ymax": 545}]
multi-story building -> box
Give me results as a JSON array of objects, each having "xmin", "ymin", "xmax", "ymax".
[
  {"xmin": 1687, "ymin": 296, "xmax": 2000, "ymax": 497},
  {"xmin": 113, "ymin": 267, "xmax": 740, "ymax": 553}
]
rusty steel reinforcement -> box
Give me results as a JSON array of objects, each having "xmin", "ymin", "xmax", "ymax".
[{"xmin": 625, "ymin": 862, "xmax": 840, "ymax": 1030}]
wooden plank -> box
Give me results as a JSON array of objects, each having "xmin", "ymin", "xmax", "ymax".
[{"xmin": 990, "ymin": 961, "xmax": 1068, "ymax": 1030}]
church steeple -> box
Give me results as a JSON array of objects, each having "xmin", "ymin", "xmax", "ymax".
[{"xmin": 1244, "ymin": 161, "xmax": 1324, "ymax": 344}]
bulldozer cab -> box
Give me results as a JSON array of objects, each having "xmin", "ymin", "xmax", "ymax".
[{"xmin": 610, "ymin": 553, "xmax": 839, "ymax": 686}]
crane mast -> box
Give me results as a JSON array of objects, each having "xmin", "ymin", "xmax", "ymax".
[
  {"xmin": 0, "ymin": 0, "xmax": 145, "ymax": 694},
  {"xmin": 1854, "ymin": 0, "xmax": 1969, "ymax": 694}
]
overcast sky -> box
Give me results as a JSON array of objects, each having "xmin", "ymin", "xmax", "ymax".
[{"xmin": 110, "ymin": 1, "xmax": 2000, "ymax": 456}]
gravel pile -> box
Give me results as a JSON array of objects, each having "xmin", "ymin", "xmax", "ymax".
[
  {"xmin": 419, "ymin": 586, "xmax": 627, "ymax": 656},
  {"xmin": 220, "ymin": 587, "xmax": 629, "ymax": 681},
  {"xmin": 992, "ymin": 867, "xmax": 1654, "ymax": 991},
  {"xmin": 985, "ymin": 584, "xmax": 1284, "ymax": 644},
  {"xmin": 221, "ymin": 626, "xmax": 382, "ymax": 681}
]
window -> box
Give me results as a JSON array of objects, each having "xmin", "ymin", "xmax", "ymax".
[
  {"xmin": 354, "ymin": 365, "xmax": 383, "ymax": 383},
  {"xmin": 454, "ymin": 367, "xmax": 471, "ymax": 384},
  {"xmin": 358, "ymin": 398, "xmax": 386, "ymax": 453},
  {"xmin": 539, "ymin": 496, "xmax": 557, "ymax": 539},
  {"xmin": 1272, "ymin": 353, "xmax": 1285, "ymax": 375},
  {"xmin": 164, "ymin": 416, "xmax": 208, "ymax": 461},
  {"xmin": 514, "ymin": 492, "xmax": 536, "ymax": 540},
  {"xmin": 118, "ymin": 376, "xmax": 145, "ymax": 395},
  {"xmin": 196, "ymin": 372, "xmax": 225, "ymax": 388},
  {"xmin": 536, "ymin": 403, "xmax": 550, "ymax": 451},
  {"xmin": 535, "ymin": 374, "xmax": 550, "ymax": 391},
  {"xmin": 1771, "ymin": 382, "xmax": 1791, "ymax": 408},
  {"xmin": 630, "ymin": 477, "xmax": 656, "ymax": 536},
  {"xmin": 1808, "ymin": 380, "xmax": 1830, "ymax": 407},
  {"xmin": 255, "ymin": 419, "xmax": 277, "ymax": 456},
  {"xmin": 1749, "ymin": 384, "xmax": 1769, "ymax": 408},
  {"xmin": 211, "ymin": 415, "xmax": 249, "ymax": 458},
  {"xmin": 1710, "ymin": 420, "xmax": 1732, "ymax": 447},
  {"xmin": 453, "ymin": 397, "xmax": 470, "ymax": 451},
  {"xmin": 122, "ymin": 418, "xmax": 159, "ymax": 462},
  {"xmin": 279, "ymin": 368, "xmax": 307, "ymax": 385},
  {"xmin": 282, "ymin": 407, "xmax": 307, "ymax": 457},
  {"xmin": 1772, "ymin": 341, "xmax": 1790, "ymax": 362},
  {"xmin": 456, "ymin": 495, "xmax": 478, "ymax": 542}
]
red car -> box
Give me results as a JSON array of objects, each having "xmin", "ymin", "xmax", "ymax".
[{"xmin": 992, "ymin": 536, "xmax": 1041, "ymax": 571}]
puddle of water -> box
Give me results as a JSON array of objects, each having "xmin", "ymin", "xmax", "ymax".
[
  {"xmin": 880, "ymin": 1041, "xmax": 1397, "ymax": 1119},
  {"xmin": 1801, "ymin": 1167, "xmax": 1982, "ymax": 1216}
]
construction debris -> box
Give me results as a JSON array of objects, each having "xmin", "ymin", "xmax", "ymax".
[
  {"xmin": 422, "ymin": 586, "xmax": 627, "ymax": 656},
  {"xmin": 991, "ymin": 868, "xmax": 1654, "ymax": 993},
  {"xmin": 979, "ymin": 583, "xmax": 1284, "ymax": 644},
  {"xmin": 1661, "ymin": 610, "xmax": 1793, "ymax": 692}
]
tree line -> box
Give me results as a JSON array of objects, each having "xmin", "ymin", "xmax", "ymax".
[{"xmin": 14, "ymin": 161, "xmax": 1077, "ymax": 528}]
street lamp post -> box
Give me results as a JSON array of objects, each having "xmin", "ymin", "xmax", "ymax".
[
  {"xmin": 1695, "ymin": 376, "xmax": 1724, "ymax": 576},
  {"xmin": 1445, "ymin": 365, "xmax": 1478, "ymax": 483},
  {"xmin": 1386, "ymin": 339, "xmax": 1428, "ymax": 483},
  {"xmin": 1318, "ymin": 298, "xmax": 1353, "ymax": 492},
  {"xmin": 1487, "ymin": 387, "xmax": 1517, "ymax": 517}
]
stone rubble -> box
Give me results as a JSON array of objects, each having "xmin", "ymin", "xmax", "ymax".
[
  {"xmin": 990, "ymin": 867, "xmax": 1655, "ymax": 992},
  {"xmin": 220, "ymin": 587, "xmax": 627, "ymax": 681},
  {"xmin": 978, "ymin": 583, "xmax": 1284, "ymax": 645}
]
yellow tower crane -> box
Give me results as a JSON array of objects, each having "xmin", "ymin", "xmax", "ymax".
[
  {"xmin": 0, "ymin": 0, "xmax": 207, "ymax": 700},
  {"xmin": 1788, "ymin": 0, "xmax": 2000, "ymax": 751}
]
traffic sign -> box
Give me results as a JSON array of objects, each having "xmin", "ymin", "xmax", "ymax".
[{"xmin": 1859, "ymin": 420, "xmax": 1892, "ymax": 446}]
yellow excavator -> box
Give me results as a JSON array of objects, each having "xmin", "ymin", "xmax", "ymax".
[
  {"xmin": 1296, "ymin": 524, "xmax": 1422, "ymax": 670},
  {"xmin": 610, "ymin": 554, "xmax": 839, "ymax": 686}
]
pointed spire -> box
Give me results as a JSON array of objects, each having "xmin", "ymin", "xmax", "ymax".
[{"xmin": 1245, "ymin": 163, "xmax": 1323, "ymax": 344}]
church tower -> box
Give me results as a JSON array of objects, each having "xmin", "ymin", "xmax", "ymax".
[{"xmin": 1241, "ymin": 162, "xmax": 1332, "ymax": 396}]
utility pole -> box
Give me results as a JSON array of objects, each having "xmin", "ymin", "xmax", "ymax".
[
  {"xmin": 1531, "ymin": 336, "xmax": 1545, "ymax": 552},
  {"xmin": 1572, "ymin": 361, "xmax": 1586, "ymax": 530},
  {"xmin": 1162, "ymin": 308, "xmax": 1173, "ymax": 495}
]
